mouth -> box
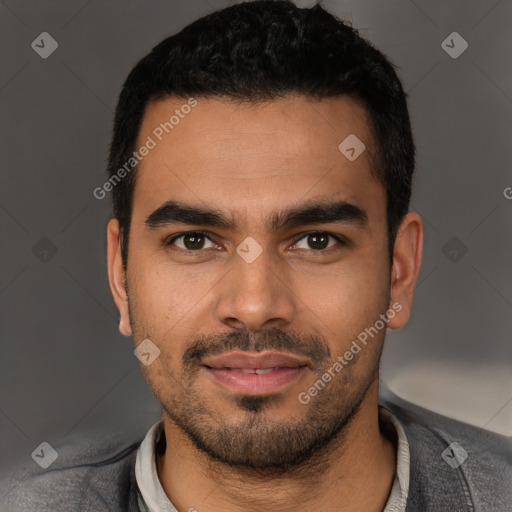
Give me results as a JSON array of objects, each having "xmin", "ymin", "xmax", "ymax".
[{"xmin": 202, "ymin": 350, "xmax": 311, "ymax": 395}]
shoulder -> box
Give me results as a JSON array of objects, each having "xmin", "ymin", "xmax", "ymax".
[
  {"xmin": 380, "ymin": 386, "xmax": 512, "ymax": 511},
  {"xmin": 0, "ymin": 426, "xmax": 146, "ymax": 512}
]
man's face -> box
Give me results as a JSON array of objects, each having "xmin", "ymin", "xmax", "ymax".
[{"xmin": 116, "ymin": 95, "xmax": 393, "ymax": 472}]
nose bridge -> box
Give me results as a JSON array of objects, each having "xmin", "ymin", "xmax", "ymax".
[{"xmin": 214, "ymin": 239, "xmax": 296, "ymax": 331}]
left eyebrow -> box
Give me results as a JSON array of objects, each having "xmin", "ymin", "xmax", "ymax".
[
  {"xmin": 269, "ymin": 199, "xmax": 368, "ymax": 232},
  {"xmin": 144, "ymin": 198, "xmax": 368, "ymax": 232}
]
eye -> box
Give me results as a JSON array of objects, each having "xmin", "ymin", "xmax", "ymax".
[
  {"xmin": 167, "ymin": 231, "xmax": 218, "ymax": 251},
  {"xmin": 166, "ymin": 230, "xmax": 347, "ymax": 254},
  {"xmin": 292, "ymin": 231, "xmax": 345, "ymax": 252}
]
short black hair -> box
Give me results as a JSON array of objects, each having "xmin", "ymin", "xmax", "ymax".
[{"xmin": 107, "ymin": 0, "xmax": 415, "ymax": 268}]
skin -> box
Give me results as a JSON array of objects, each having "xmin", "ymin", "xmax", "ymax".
[{"xmin": 107, "ymin": 94, "xmax": 423, "ymax": 512}]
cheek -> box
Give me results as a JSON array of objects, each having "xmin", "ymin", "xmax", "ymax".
[
  {"xmin": 133, "ymin": 261, "xmax": 213, "ymax": 321},
  {"xmin": 290, "ymin": 262, "xmax": 389, "ymax": 370},
  {"xmin": 294, "ymin": 257, "xmax": 388, "ymax": 325}
]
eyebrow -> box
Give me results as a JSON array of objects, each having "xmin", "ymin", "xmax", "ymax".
[{"xmin": 145, "ymin": 198, "xmax": 368, "ymax": 232}]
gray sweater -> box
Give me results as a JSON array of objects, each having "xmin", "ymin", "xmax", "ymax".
[{"xmin": 1, "ymin": 389, "xmax": 511, "ymax": 511}]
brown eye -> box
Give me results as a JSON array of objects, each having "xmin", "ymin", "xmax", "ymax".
[
  {"xmin": 307, "ymin": 233, "xmax": 329, "ymax": 250},
  {"xmin": 168, "ymin": 232, "xmax": 216, "ymax": 251},
  {"xmin": 293, "ymin": 232, "xmax": 344, "ymax": 251}
]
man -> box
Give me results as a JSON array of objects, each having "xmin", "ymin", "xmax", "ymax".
[{"xmin": 1, "ymin": 1, "xmax": 510, "ymax": 511}]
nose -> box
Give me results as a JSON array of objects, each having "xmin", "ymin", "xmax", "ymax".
[{"xmin": 214, "ymin": 244, "xmax": 296, "ymax": 332}]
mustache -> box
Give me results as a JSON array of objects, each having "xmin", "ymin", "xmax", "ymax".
[{"xmin": 183, "ymin": 327, "xmax": 331, "ymax": 367}]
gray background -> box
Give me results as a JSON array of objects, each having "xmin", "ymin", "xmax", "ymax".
[{"xmin": 1, "ymin": 0, "xmax": 511, "ymax": 475}]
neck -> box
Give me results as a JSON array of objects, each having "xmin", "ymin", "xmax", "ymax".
[{"xmin": 156, "ymin": 379, "xmax": 396, "ymax": 512}]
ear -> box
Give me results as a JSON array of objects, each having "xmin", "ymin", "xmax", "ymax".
[
  {"xmin": 387, "ymin": 211, "xmax": 423, "ymax": 330},
  {"xmin": 107, "ymin": 218, "xmax": 133, "ymax": 336}
]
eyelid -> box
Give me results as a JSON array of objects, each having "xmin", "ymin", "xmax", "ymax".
[{"xmin": 166, "ymin": 230, "xmax": 348, "ymax": 252}]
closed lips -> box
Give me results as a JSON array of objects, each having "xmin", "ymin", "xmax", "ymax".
[
  {"xmin": 226, "ymin": 368, "xmax": 285, "ymax": 374},
  {"xmin": 202, "ymin": 350, "xmax": 312, "ymax": 371},
  {"xmin": 203, "ymin": 351, "xmax": 311, "ymax": 395}
]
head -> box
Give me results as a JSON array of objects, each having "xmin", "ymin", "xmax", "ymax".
[{"xmin": 106, "ymin": 0, "xmax": 422, "ymax": 475}]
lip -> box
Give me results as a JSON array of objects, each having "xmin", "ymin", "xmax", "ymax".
[
  {"xmin": 202, "ymin": 350, "xmax": 310, "ymax": 395},
  {"xmin": 202, "ymin": 350, "xmax": 312, "ymax": 370}
]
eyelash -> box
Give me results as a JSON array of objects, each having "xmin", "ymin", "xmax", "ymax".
[{"xmin": 165, "ymin": 230, "xmax": 347, "ymax": 254}]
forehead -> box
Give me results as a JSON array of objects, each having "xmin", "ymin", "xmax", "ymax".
[{"xmin": 132, "ymin": 94, "xmax": 384, "ymax": 224}]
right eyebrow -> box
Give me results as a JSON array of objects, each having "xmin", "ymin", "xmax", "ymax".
[{"xmin": 145, "ymin": 201, "xmax": 235, "ymax": 230}]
